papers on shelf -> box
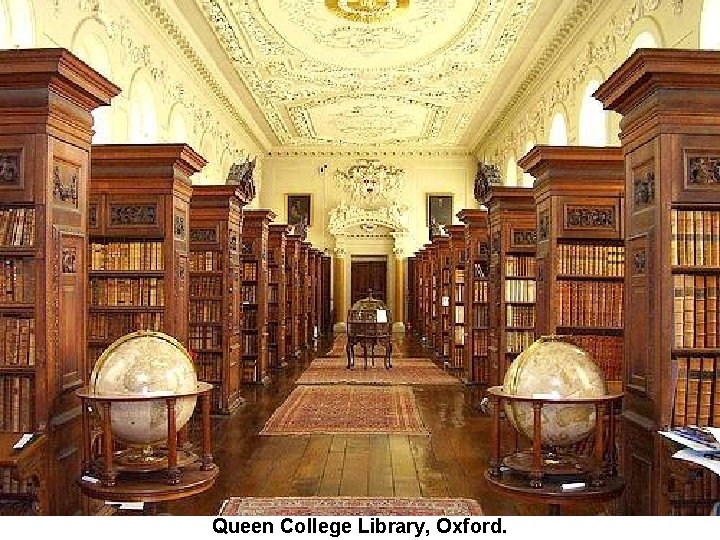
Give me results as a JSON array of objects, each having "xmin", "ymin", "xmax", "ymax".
[
  {"xmin": 106, "ymin": 501, "xmax": 144, "ymax": 511},
  {"xmin": 659, "ymin": 429, "xmax": 720, "ymax": 452},
  {"xmin": 376, "ymin": 309, "xmax": 387, "ymax": 323}
]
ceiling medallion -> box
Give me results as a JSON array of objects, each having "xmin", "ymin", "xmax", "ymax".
[{"xmin": 325, "ymin": 0, "xmax": 410, "ymax": 24}]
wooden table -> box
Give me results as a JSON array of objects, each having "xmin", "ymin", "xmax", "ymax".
[
  {"xmin": 0, "ymin": 433, "xmax": 48, "ymax": 515},
  {"xmin": 346, "ymin": 332, "xmax": 392, "ymax": 369},
  {"xmin": 484, "ymin": 468, "xmax": 624, "ymax": 515}
]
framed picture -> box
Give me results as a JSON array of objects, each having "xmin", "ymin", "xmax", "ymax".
[
  {"xmin": 427, "ymin": 194, "xmax": 453, "ymax": 239},
  {"xmin": 287, "ymin": 194, "xmax": 311, "ymax": 228}
]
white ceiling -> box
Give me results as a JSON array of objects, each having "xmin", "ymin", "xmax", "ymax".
[{"xmin": 189, "ymin": 0, "xmax": 573, "ymax": 151}]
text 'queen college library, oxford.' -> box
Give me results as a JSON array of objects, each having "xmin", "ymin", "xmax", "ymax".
[{"xmin": 1, "ymin": 0, "xmax": 720, "ymax": 519}]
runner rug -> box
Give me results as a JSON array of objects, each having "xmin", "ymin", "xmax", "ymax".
[
  {"xmin": 218, "ymin": 496, "xmax": 483, "ymax": 516},
  {"xmin": 259, "ymin": 385, "xmax": 428, "ymax": 436},
  {"xmin": 297, "ymin": 357, "xmax": 459, "ymax": 386}
]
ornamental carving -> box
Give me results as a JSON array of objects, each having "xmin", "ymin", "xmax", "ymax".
[
  {"xmin": 511, "ymin": 228, "xmax": 536, "ymax": 247},
  {"xmin": 633, "ymin": 250, "xmax": 646, "ymax": 275},
  {"xmin": 89, "ymin": 204, "xmax": 98, "ymax": 228},
  {"xmin": 478, "ymin": 241, "xmax": 489, "ymax": 258},
  {"xmin": 174, "ymin": 214, "xmax": 186, "ymax": 239},
  {"xmin": 336, "ymin": 159, "xmax": 404, "ymax": 209},
  {"xmin": 227, "ymin": 158, "xmax": 257, "ymax": 202},
  {"xmin": 229, "ymin": 234, "xmax": 238, "ymax": 252},
  {"xmin": 538, "ymin": 210, "xmax": 550, "ymax": 241},
  {"xmin": 109, "ymin": 204, "xmax": 157, "ymax": 226},
  {"xmin": 491, "ymin": 230, "xmax": 501, "ymax": 255},
  {"xmin": 190, "ymin": 228, "xmax": 217, "ymax": 243},
  {"xmin": 0, "ymin": 151, "xmax": 20, "ymax": 186},
  {"xmin": 62, "ymin": 248, "xmax": 77, "ymax": 274},
  {"xmin": 52, "ymin": 161, "xmax": 79, "ymax": 209},
  {"xmin": 633, "ymin": 170, "xmax": 655, "ymax": 210},
  {"xmin": 564, "ymin": 206, "xmax": 615, "ymax": 230},
  {"xmin": 241, "ymin": 242, "xmax": 254, "ymax": 255},
  {"xmin": 688, "ymin": 156, "xmax": 720, "ymax": 185},
  {"xmin": 474, "ymin": 162, "xmax": 501, "ymax": 203}
]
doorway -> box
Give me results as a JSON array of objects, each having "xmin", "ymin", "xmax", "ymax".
[{"xmin": 351, "ymin": 257, "xmax": 387, "ymax": 306}]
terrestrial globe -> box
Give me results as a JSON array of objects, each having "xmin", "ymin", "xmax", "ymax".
[
  {"xmin": 502, "ymin": 335, "xmax": 607, "ymax": 447},
  {"xmin": 89, "ymin": 330, "xmax": 198, "ymax": 446}
]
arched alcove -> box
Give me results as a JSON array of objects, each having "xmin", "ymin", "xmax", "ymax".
[
  {"xmin": 0, "ymin": 1, "xmax": 11, "ymax": 48},
  {"xmin": 505, "ymin": 154, "xmax": 518, "ymax": 186},
  {"xmin": 548, "ymin": 111, "xmax": 568, "ymax": 146},
  {"xmin": 628, "ymin": 29, "xmax": 659, "ymax": 55},
  {"xmin": 701, "ymin": 0, "xmax": 720, "ymax": 49},
  {"xmin": 128, "ymin": 70, "xmax": 159, "ymax": 143},
  {"xmin": 168, "ymin": 102, "xmax": 191, "ymax": 144},
  {"xmin": 7, "ymin": 0, "xmax": 33, "ymax": 47},
  {"xmin": 578, "ymin": 80, "xmax": 607, "ymax": 146}
]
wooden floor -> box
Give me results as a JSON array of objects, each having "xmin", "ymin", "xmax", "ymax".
[{"xmin": 167, "ymin": 334, "xmax": 607, "ymax": 516}]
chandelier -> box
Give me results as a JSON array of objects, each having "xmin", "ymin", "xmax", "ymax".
[{"xmin": 336, "ymin": 159, "xmax": 404, "ymax": 210}]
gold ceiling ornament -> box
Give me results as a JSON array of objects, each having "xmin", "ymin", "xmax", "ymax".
[{"xmin": 325, "ymin": 0, "xmax": 410, "ymax": 24}]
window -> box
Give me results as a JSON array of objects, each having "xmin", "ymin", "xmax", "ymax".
[
  {"xmin": 129, "ymin": 74, "xmax": 158, "ymax": 143},
  {"xmin": 548, "ymin": 112, "xmax": 568, "ymax": 146},
  {"xmin": 629, "ymin": 31, "xmax": 658, "ymax": 55},
  {"xmin": 505, "ymin": 155, "xmax": 518, "ymax": 186},
  {"xmin": 701, "ymin": 0, "xmax": 720, "ymax": 49},
  {"xmin": 578, "ymin": 80, "xmax": 607, "ymax": 146}
]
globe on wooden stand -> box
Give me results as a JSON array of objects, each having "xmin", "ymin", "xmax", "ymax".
[
  {"xmin": 346, "ymin": 290, "xmax": 393, "ymax": 369},
  {"xmin": 76, "ymin": 331, "xmax": 218, "ymax": 513},
  {"xmin": 484, "ymin": 335, "xmax": 624, "ymax": 514}
]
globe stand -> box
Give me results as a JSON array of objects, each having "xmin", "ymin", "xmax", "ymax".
[{"xmin": 485, "ymin": 386, "xmax": 624, "ymax": 514}]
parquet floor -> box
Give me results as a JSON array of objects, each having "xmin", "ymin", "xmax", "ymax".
[{"xmin": 166, "ymin": 334, "xmax": 606, "ymax": 516}]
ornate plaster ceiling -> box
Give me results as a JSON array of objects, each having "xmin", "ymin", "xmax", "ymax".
[{"xmin": 196, "ymin": 0, "xmax": 548, "ymax": 149}]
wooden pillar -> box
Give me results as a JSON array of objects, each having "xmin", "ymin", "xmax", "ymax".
[{"xmin": 393, "ymin": 253, "xmax": 405, "ymax": 332}]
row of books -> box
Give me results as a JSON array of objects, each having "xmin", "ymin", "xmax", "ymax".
[
  {"xmin": 473, "ymin": 262, "xmax": 488, "ymax": 279},
  {"xmin": 454, "ymin": 326, "xmax": 465, "ymax": 346},
  {"xmin": 193, "ymin": 352, "xmax": 223, "ymax": 381},
  {"xmin": 88, "ymin": 312, "xmax": 163, "ymax": 340},
  {"xmin": 506, "ymin": 304, "xmax": 535, "ymax": 328},
  {"xmin": 671, "ymin": 210, "xmax": 720, "ymax": 267},
  {"xmin": 505, "ymin": 256, "xmax": 536, "ymax": 278},
  {"xmin": 567, "ymin": 334, "xmax": 623, "ymax": 382},
  {"xmin": 672, "ymin": 355, "xmax": 720, "ymax": 427},
  {"xmin": 0, "ymin": 466, "xmax": 26, "ymax": 495},
  {"xmin": 506, "ymin": 330, "xmax": 535, "ymax": 354},
  {"xmin": 451, "ymin": 347, "xmax": 464, "ymax": 368},
  {"xmin": 243, "ymin": 334, "xmax": 259, "ymax": 355},
  {"xmin": 555, "ymin": 244, "xmax": 625, "ymax": 276},
  {"xmin": 454, "ymin": 284, "xmax": 465, "ymax": 303},
  {"xmin": 269, "ymin": 266, "xmax": 283, "ymax": 283},
  {"xmin": 673, "ymin": 274, "xmax": 720, "ymax": 349},
  {"xmin": 90, "ymin": 241, "xmax": 164, "ymax": 271},
  {"xmin": 454, "ymin": 269, "xmax": 465, "ymax": 285},
  {"xmin": 0, "ymin": 316, "xmax": 35, "ymax": 366},
  {"xmin": 89, "ymin": 277, "xmax": 165, "ymax": 307},
  {"xmin": 454, "ymin": 305, "xmax": 465, "ymax": 325},
  {"xmin": 242, "ymin": 262, "xmax": 258, "ymax": 281},
  {"xmin": 268, "ymin": 304, "xmax": 282, "ymax": 322},
  {"xmin": 0, "ymin": 374, "xmax": 33, "ymax": 432},
  {"xmin": 190, "ymin": 276, "xmax": 224, "ymax": 298},
  {"xmin": 189, "ymin": 326, "xmax": 222, "ymax": 350},
  {"xmin": 0, "ymin": 208, "xmax": 34, "ymax": 247},
  {"xmin": 472, "ymin": 309, "xmax": 489, "ymax": 328},
  {"xmin": 504, "ymin": 279, "xmax": 536, "ymax": 303},
  {"xmin": 473, "ymin": 281, "xmax": 488, "ymax": 303},
  {"xmin": 241, "ymin": 285, "xmax": 258, "ymax": 305},
  {"xmin": 0, "ymin": 258, "xmax": 34, "ymax": 303},
  {"xmin": 268, "ymin": 285, "xmax": 280, "ymax": 304},
  {"xmin": 243, "ymin": 310, "xmax": 258, "ymax": 331},
  {"xmin": 189, "ymin": 250, "xmax": 223, "ymax": 272},
  {"xmin": 471, "ymin": 330, "xmax": 489, "ymax": 356},
  {"xmin": 189, "ymin": 299, "xmax": 223, "ymax": 323},
  {"xmin": 556, "ymin": 280, "xmax": 623, "ymax": 328}
]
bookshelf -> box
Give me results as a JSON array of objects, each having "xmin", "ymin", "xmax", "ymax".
[
  {"xmin": 189, "ymin": 186, "xmax": 248, "ymax": 414},
  {"xmin": 268, "ymin": 224, "xmax": 289, "ymax": 370},
  {"xmin": 407, "ymin": 256, "xmax": 416, "ymax": 334},
  {"xmin": 299, "ymin": 242, "xmax": 311, "ymax": 348},
  {"xmin": 89, "ymin": 144, "xmax": 204, "ymax": 368},
  {"xmin": 434, "ymin": 236, "xmax": 452, "ymax": 362},
  {"xmin": 519, "ymin": 146, "xmax": 625, "ymax": 394},
  {"xmin": 449, "ymin": 225, "xmax": 467, "ymax": 373},
  {"xmin": 240, "ymin": 209, "xmax": 275, "ymax": 384},
  {"xmin": 284, "ymin": 233, "xmax": 302, "ymax": 359},
  {"xmin": 308, "ymin": 248, "xmax": 319, "ymax": 343},
  {"xmin": 0, "ymin": 48, "xmax": 119, "ymax": 515},
  {"xmin": 423, "ymin": 243, "xmax": 437, "ymax": 346},
  {"xmin": 595, "ymin": 48, "xmax": 720, "ymax": 515},
  {"xmin": 483, "ymin": 187, "xmax": 536, "ymax": 387},
  {"xmin": 321, "ymin": 255, "xmax": 332, "ymax": 336},
  {"xmin": 457, "ymin": 209, "xmax": 490, "ymax": 385}
]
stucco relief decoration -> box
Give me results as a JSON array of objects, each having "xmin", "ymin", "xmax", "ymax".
[
  {"xmin": 199, "ymin": 0, "xmax": 539, "ymax": 146},
  {"xmin": 329, "ymin": 159, "xmax": 409, "ymax": 235},
  {"xmin": 474, "ymin": 162, "xmax": 501, "ymax": 203}
]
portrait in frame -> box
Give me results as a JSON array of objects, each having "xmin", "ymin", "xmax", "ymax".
[
  {"xmin": 427, "ymin": 194, "xmax": 453, "ymax": 239},
  {"xmin": 287, "ymin": 194, "xmax": 311, "ymax": 228}
]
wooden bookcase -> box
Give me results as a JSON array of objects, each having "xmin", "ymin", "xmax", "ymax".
[
  {"xmin": 284, "ymin": 233, "xmax": 302, "ymax": 358},
  {"xmin": 407, "ymin": 256, "xmax": 416, "ymax": 334},
  {"xmin": 321, "ymin": 255, "xmax": 332, "ymax": 336},
  {"xmin": 520, "ymin": 146, "xmax": 625, "ymax": 393},
  {"xmin": 0, "ymin": 48, "xmax": 119, "ymax": 515},
  {"xmin": 423, "ymin": 243, "xmax": 438, "ymax": 346},
  {"xmin": 240, "ymin": 209, "xmax": 275, "ymax": 384},
  {"xmin": 189, "ymin": 186, "xmax": 248, "ymax": 414},
  {"xmin": 434, "ymin": 236, "xmax": 452, "ymax": 362},
  {"xmin": 595, "ymin": 49, "xmax": 720, "ymax": 515},
  {"xmin": 313, "ymin": 250, "xmax": 324, "ymax": 339},
  {"xmin": 457, "ymin": 209, "xmax": 490, "ymax": 385},
  {"xmin": 88, "ymin": 145, "xmax": 203, "ymax": 368},
  {"xmin": 268, "ymin": 224, "xmax": 289, "ymax": 371},
  {"xmin": 483, "ymin": 187, "xmax": 536, "ymax": 387},
  {"xmin": 299, "ymin": 242, "xmax": 311, "ymax": 348},
  {"xmin": 449, "ymin": 225, "xmax": 467, "ymax": 373},
  {"xmin": 308, "ymin": 248, "xmax": 318, "ymax": 343}
]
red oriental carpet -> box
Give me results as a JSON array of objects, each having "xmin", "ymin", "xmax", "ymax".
[
  {"xmin": 218, "ymin": 496, "xmax": 483, "ymax": 516},
  {"xmin": 259, "ymin": 385, "xmax": 428, "ymax": 436},
  {"xmin": 297, "ymin": 357, "xmax": 460, "ymax": 386}
]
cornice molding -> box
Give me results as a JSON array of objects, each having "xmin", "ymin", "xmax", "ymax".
[
  {"xmin": 133, "ymin": 0, "xmax": 268, "ymax": 152},
  {"xmin": 267, "ymin": 147, "xmax": 473, "ymax": 158}
]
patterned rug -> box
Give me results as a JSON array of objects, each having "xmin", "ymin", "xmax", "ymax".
[
  {"xmin": 219, "ymin": 496, "xmax": 483, "ymax": 516},
  {"xmin": 260, "ymin": 385, "xmax": 428, "ymax": 436},
  {"xmin": 297, "ymin": 357, "xmax": 460, "ymax": 386}
]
